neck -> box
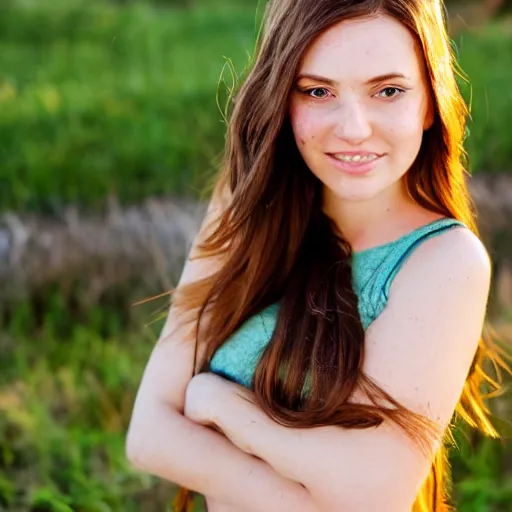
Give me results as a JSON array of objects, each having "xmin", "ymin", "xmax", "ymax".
[{"xmin": 322, "ymin": 180, "xmax": 435, "ymax": 252}]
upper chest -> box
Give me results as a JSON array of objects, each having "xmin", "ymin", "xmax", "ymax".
[{"xmin": 207, "ymin": 218, "xmax": 464, "ymax": 388}]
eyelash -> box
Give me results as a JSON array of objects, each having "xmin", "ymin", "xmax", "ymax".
[{"xmin": 300, "ymin": 86, "xmax": 406, "ymax": 100}]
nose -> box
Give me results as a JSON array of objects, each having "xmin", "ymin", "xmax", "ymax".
[{"xmin": 331, "ymin": 97, "xmax": 372, "ymax": 145}]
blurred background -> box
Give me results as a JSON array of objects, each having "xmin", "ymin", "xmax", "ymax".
[{"xmin": 0, "ymin": 0, "xmax": 510, "ymax": 510}]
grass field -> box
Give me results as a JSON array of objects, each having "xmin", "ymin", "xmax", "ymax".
[
  {"xmin": 1, "ymin": 1, "xmax": 511, "ymax": 511},
  {"xmin": 0, "ymin": 0, "xmax": 511, "ymax": 212}
]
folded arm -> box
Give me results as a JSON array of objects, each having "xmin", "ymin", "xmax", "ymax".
[
  {"xmin": 193, "ymin": 229, "xmax": 491, "ymax": 512},
  {"xmin": 127, "ymin": 320, "xmax": 316, "ymax": 512},
  {"xmin": 126, "ymin": 187, "xmax": 318, "ymax": 512}
]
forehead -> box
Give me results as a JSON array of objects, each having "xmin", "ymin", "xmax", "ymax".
[{"xmin": 298, "ymin": 15, "xmax": 423, "ymax": 79}]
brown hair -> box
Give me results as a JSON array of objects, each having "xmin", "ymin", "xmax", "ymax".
[{"xmin": 172, "ymin": 1, "xmax": 511, "ymax": 510}]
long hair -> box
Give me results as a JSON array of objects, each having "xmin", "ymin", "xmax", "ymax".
[{"xmin": 172, "ymin": 1, "xmax": 511, "ymax": 510}]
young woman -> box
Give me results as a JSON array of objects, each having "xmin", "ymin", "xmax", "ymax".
[{"xmin": 126, "ymin": 1, "xmax": 510, "ymax": 511}]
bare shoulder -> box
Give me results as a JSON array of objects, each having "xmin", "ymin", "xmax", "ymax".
[
  {"xmin": 430, "ymin": 224, "xmax": 490, "ymax": 269},
  {"xmin": 392, "ymin": 224, "xmax": 491, "ymax": 299},
  {"xmin": 362, "ymin": 225, "xmax": 492, "ymax": 424}
]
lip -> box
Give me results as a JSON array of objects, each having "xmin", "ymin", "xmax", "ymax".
[
  {"xmin": 326, "ymin": 153, "xmax": 384, "ymax": 175},
  {"xmin": 331, "ymin": 151, "xmax": 381, "ymax": 157}
]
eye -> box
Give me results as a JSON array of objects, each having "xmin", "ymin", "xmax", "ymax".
[
  {"xmin": 375, "ymin": 87, "xmax": 405, "ymax": 99},
  {"xmin": 304, "ymin": 87, "xmax": 331, "ymax": 99}
]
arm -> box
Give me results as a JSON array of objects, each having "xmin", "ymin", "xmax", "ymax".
[
  {"xmin": 129, "ymin": 389, "xmax": 315, "ymax": 512},
  {"xmin": 191, "ymin": 228, "xmax": 491, "ymax": 512},
  {"xmin": 126, "ymin": 187, "xmax": 317, "ymax": 512}
]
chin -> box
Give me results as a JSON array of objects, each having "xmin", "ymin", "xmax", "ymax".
[{"xmin": 328, "ymin": 183, "xmax": 385, "ymax": 203}]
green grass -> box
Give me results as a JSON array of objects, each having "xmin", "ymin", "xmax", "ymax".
[
  {"xmin": 455, "ymin": 22, "xmax": 512, "ymax": 173},
  {"xmin": 0, "ymin": 0, "xmax": 510, "ymax": 212},
  {"xmin": 0, "ymin": 291, "xmax": 172, "ymax": 511},
  {"xmin": 0, "ymin": 0, "xmax": 259, "ymax": 213}
]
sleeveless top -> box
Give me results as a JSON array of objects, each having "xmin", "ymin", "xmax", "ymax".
[{"xmin": 208, "ymin": 217, "xmax": 466, "ymax": 389}]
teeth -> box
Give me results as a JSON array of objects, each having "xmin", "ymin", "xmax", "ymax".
[{"xmin": 333, "ymin": 154, "xmax": 378, "ymax": 163}]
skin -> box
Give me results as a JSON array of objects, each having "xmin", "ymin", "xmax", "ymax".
[
  {"xmin": 191, "ymin": 14, "xmax": 490, "ymax": 512},
  {"xmin": 127, "ymin": 13, "xmax": 491, "ymax": 512},
  {"xmin": 288, "ymin": 14, "xmax": 437, "ymax": 249},
  {"xmin": 185, "ymin": 218, "xmax": 492, "ymax": 510},
  {"xmin": 127, "ymin": 189, "xmax": 316, "ymax": 512}
]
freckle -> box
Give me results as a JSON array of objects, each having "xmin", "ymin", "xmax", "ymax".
[{"xmin": 299, "ymin": 138, "xmax": 306, "ymax": 146}]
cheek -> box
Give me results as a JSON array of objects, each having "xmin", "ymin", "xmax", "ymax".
[
  {"xmin": 290, "ymin": 103, "xmax": 324, "ymax": 150},
  {"xmin": 379, "ymin": 100, "xmax": 426, "ymax": 142}
]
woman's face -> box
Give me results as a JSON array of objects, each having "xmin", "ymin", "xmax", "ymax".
[{"xmin": 289, "ymin": 14, "xmax": 434, "ymax": 204}]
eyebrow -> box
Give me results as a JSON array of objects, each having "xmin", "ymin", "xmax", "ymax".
[{"xmin": 296, "ymin": 72, "xmax": 410, "ymax": 86}]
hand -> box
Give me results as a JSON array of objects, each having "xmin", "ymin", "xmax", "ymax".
[
  {"xmin": 184, "ymin": 373, "xmax": 259, "ymax": 455},
  {"xmin": 184, "ymin": 372, "xmax": 222, "ymax": 428}
]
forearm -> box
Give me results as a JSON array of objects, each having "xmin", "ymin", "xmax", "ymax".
[
  {"xmin": 127, "ymin": 405, "xmax": 317, "ymax": 512},
  {"xmin": 213, "ymin": 390, "xmax": 305, "ymax": 482},
  {"xmin": 213, "ymin": 389, "xmax": 435, "ymax": 512}
]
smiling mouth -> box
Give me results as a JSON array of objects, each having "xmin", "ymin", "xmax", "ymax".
[{"xmin": 329, "ymin": 153, "xmax": 382, "ymax": 163}]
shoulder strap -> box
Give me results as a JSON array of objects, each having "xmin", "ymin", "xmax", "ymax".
[{"xmin": 382, "ymin": 218, "xmax": 466, "ymax": 300}]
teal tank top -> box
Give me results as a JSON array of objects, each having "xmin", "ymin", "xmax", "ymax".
[{"xmin": 209, "ymin": 218, "xmax": 466, "ymax": 389}]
